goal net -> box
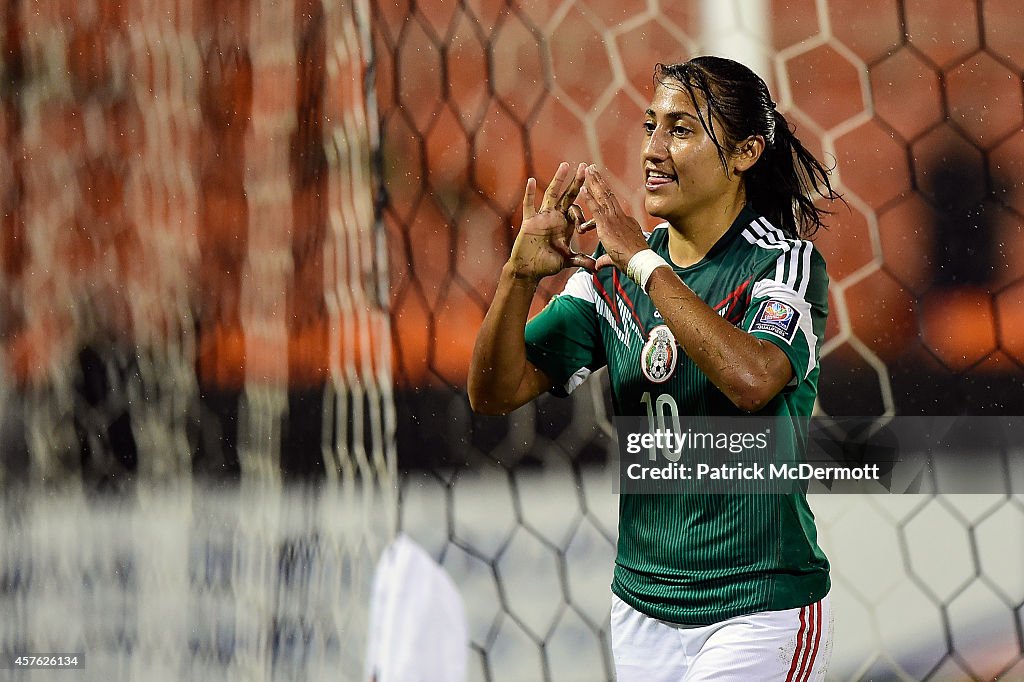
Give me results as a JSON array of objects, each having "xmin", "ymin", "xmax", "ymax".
[
  {"xmin": 375, "ymin": 0, "xmax": 1024, "ymax": 680},
  {"xmin": 0, "ymin": 0, "xmax": 394, "ymax": 679},
  {"xmin": 1, "ymin": 0, "xmax": 1023, "ymax": 681}
]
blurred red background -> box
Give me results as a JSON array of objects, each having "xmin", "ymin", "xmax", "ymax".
[{"xmin": 1, "ymin": 0, "xmax": 1021, "ymax": 414}]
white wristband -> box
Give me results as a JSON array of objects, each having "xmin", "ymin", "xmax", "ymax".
[{"xmin": 626, "ymin": 249, "xmax": 670, "ymax": 293}]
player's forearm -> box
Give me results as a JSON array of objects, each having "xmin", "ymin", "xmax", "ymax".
[
  {"xmin": 468, "ymin": 265, "xmax": 540, "ymax": 414},
  {"xmin": 646, "ymin": 268, "xmax": 791, "ymax": 412}
]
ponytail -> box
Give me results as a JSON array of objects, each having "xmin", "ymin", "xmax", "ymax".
[{"xmin": 746, "ymin": 109, "xmax": 841, "ymax": 239}]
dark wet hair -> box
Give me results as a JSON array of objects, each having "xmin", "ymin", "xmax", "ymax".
[{"xmin": 654, "ymin": 56, "xmax": 843, "ymax": 238}]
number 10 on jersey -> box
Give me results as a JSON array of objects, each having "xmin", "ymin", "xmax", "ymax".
[{"xmin": 640, "ymin": 391, "xmax": 682, "ymax": 462}]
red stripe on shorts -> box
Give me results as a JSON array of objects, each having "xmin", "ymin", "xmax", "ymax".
[
  {"xmin": 785, "ymin": 606, "xmax": 808, "ymax": 682},
  {"xmin": 799, "ymin": 601, "xmax": 824, "ymax": 682},
  {"xmin": 794, "ymin": 601, "xmax": 820, "ymax": 682}
]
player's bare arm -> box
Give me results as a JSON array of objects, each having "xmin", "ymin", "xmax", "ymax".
[
  {"xmin": 468, "ymin": 162, "xmax": 594, "ymax": 415},
  {"xmin": 580, "ymin": 164, "xmax": 792, "ymax": 413}
]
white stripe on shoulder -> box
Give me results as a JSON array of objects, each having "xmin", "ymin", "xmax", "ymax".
[
  {"xmin": 751, "ymin": 220, "xmax": 783, "ymax": 245},
  {"xmin": 743, "ymin": 228, "xmax": 788, "ymax": 252},
  {"xmin": 786, "ymin": 241, "xmax": 805, "ymax": 290},
  {"xmin": 742, "ymin": 225, "xmax": 791, "ymax": 262},
  {"xmin": 798, "ymin": 242, "xmax": 814, "ymax": 298},
  {"xmin": 560, "ymin": 268, "xmax": 597, "ymax": 304},
  {"xmin": 758, "ymin": 216, "xmax": 787, "ymax": 241},
  {"xmin": 745, "ymin": 220, "xmax": 789, "ymax": 246},
  {"xmin": 776, "ymin": 240, "xmax": 813, "ymax": 297},
  {"xmin": 745, "ymin": 217, "xmax": 814, "ymax": 288}
]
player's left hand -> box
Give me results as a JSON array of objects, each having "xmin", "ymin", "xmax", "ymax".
[{"xmin": 579, "ymin": 165, "xmax": 650, "ymax": 272}]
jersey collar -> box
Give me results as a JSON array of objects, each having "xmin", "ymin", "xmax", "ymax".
[{"xmin": 657, "ymin": 204, "xmax": 760, "ymax": 271}]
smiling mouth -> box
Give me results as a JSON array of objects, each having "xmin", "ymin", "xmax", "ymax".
[{"xmin": 645, "ymin": 170, "xmax": 676, "ymax": 190}]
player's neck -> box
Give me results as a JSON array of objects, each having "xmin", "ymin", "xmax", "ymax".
[{"xmin": 665, "ymin": 192, "xmax": 746, "ymax": 267}]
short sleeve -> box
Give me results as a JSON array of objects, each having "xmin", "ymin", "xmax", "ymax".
[
  {"xmin": 524, "ymin": 269, "xmax": 607, "ymax": 396},
  {"xmin": 742, "ymin": 241, "xmax": 828, "ymax": 385}
]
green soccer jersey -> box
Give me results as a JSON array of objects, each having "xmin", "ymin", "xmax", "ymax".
[{"xmin": 524, "ymin": 206, "xmax": 830, "ymax": 625}]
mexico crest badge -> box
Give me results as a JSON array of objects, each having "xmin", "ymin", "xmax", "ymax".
[{"xmin": 641, "ymin": 324, "xmax": 677, "ymax": 383}]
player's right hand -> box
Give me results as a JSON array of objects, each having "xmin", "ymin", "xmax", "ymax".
[{"xmin": 506, "ymin": 162, "xmax": 596, "ymax": 281}]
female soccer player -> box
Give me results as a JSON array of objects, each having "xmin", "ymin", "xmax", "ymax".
[{"xmin": 468, "ymin": 56, "xmax": 840, "ymax": 680}]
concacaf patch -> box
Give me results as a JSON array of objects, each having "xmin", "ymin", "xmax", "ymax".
[
  {"xmin": 750, "ymin": 299, "xmax": 800, "ymax": 342},
  {"xmin": 641, "ymin": 325, "xmax": 677, "ymax": 384}
]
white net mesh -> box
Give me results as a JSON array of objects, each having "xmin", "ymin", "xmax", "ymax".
[
  {"xmin": 2, "ymin": 0, "xmax": 1023, "ymax": 680},
  {"xmin": 376, "ymin": 0, "xmax": 1024, "ymax": 680},
  {"xmin": 1, "ymin": 486, "xmax": 385, "ymax": 681},
  {"xmin": 0, "ymin": 0, "xmax": 394, "ymax": 679}
]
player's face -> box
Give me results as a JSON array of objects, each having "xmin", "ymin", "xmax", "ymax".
[{"xmin": 641, "ymin": 82, "xmax": 742, "ymax": 224}]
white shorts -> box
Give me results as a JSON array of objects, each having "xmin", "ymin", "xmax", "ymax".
[{"xmin": 610, "ymin": 593, "xmax": 833, "ymax": 682}]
